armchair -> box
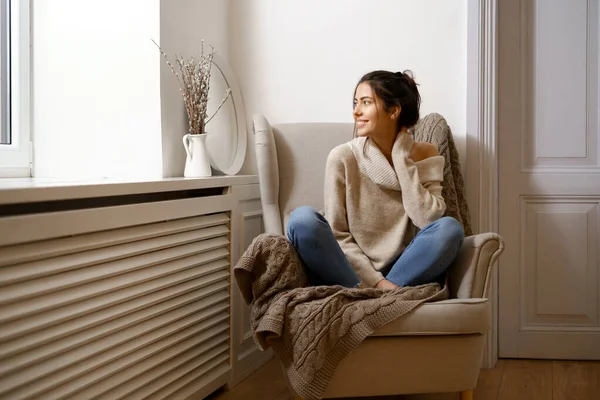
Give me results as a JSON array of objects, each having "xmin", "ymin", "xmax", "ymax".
[{"xmin": 252, "ymin": 114, "xmax": 505, "ymax": 399}]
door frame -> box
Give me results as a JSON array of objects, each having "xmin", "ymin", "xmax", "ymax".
[{"xmin": 466, "ymin": 0, "xmax": 499, "ymax": 368}]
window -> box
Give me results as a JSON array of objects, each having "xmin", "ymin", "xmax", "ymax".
[
  {"xmin": 1, "ymin": 0, "xmax": 9, "ymax": 145},
  {"xmin": 0, "ymin": 0, "xmax": 30, "ymax": 178}
]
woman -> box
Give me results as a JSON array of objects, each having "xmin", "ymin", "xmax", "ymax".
[{"xmin": 287, "ymin": 70, "xmax": 464, "ymax": 289}]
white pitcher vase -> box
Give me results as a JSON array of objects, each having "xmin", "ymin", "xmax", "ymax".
[{"xmin": 183, "ymin": 133, "xmax": 212, "ymax": 177}]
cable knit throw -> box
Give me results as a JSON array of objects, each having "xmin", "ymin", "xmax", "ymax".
[
  {"xmin": 234, "ymin": 234, "xmax": 448, "ymax": 400},
  {"xmin": 413, "ymin": 113, "xmax": 473, "ymax": 236}
]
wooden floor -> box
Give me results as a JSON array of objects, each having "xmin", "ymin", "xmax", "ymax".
[{"xmin": 207, "ymin": 357, "xmax": 600, "ymax": 400}]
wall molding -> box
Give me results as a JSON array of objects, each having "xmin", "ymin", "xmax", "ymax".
[{"xmin": 467, "ymin": 0, "xmax": 499, "ymax": 369}]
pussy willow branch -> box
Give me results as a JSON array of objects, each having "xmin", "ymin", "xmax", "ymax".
[
  {"xmin": 176, "ymin": 56, "xmax": 194, "ymax": 133},
  {"xmin": 206, "ymin": 89, "xmax": 232, "ymax": 124},
  {"xmin": 152, "ymin": 39, "xmax": 229, "ymax": 135},
  {"xmin": 151, "ymin": 39, "xmax": 182, "ymax": 87}
]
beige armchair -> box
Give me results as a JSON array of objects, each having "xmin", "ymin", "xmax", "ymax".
[{"xmin": 252, "ymin": 114, "xmax": 505, "ymax": 399}]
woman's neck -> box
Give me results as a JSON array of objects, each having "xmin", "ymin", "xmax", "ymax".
[{"xmin": 371, "ymin": 131, "xmax": 397, "ymax": 164}]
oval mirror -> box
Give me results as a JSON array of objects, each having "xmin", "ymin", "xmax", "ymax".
[{"xmin": 205, "ymin": 54, "xmax": 247, "ymax": 175}]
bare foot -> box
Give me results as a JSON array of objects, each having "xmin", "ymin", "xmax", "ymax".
[{"xmin": 375, "ymin": 279, "xmax": 399, "ymax": 290}]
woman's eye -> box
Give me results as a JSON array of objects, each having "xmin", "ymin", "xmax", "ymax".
[{"xmin": 364, "ymin": 100, "xmax": 371, "ymax": 105}]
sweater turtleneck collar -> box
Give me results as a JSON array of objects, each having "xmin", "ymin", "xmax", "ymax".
[{"xmin": 350, "ymin": 134, "xmax": 444, "ymax": 190}]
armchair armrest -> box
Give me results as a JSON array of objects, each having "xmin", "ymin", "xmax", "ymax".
[
  {"xmin": 253, "ymin": 114, "xmax": 284, "ymax": 235},
  {"xmin": 447, "ymin": 233, "xmax": 505, "ymax": 299}
]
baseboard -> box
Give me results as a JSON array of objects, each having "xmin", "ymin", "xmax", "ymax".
[{"xmin": 227, "ymin": 349, "xmax": 274, "ymax": 389}]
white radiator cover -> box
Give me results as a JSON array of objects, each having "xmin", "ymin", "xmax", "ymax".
[{"xmin": 0, "ymin": 189, "xmax": 261, "ymax": 400}]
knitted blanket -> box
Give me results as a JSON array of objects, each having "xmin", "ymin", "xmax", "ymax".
[
  {"xmin": 414, "ymin": 113, "xmax": 473, "ymax": 236},
  {"xmin": 234, "ymin": 233, "xmax": 448, "ymax": 400}
]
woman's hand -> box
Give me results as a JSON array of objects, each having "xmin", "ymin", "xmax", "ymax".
[{"xmin": 375, "ymin": 279, "xmax": 399, "ymax": 290}]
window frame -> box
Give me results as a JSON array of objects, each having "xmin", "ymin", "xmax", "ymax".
[
  {"xmin": 1, "ymin": 0, "xmax": 10, "ymax": 146},
  {"xmin": 0, "ymin": 0, "xmax": 31, "ymax": 178}
]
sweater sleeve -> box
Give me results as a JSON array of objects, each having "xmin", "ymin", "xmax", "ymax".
[
  {"xmin": 324, "ymin": 149, "xmax": 385, "ymax": 287},
  {"xmin": 392, "ymin": 133, "xmax": 447, "ymax": 229}
]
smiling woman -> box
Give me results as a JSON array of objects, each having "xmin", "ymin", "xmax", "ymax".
[
  {"xmin": 353, "ymin": 70, "xmax": 421, "ymax": 140},
  {"xmin": 352, "ymin": 71, "xmax": 437, "ymax": 164},
  {"xmin": 286, "ymin": 69, "xmax": 464, "ymax": 291}
]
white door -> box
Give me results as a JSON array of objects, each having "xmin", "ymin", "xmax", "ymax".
[{"xmin": 499, "ymin": 0, "xmax": 600, "ymax": 359}]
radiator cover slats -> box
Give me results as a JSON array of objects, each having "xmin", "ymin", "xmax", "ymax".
[{"xmin": 0, "ymin": 211, "xmax": 232, "ymax": 400}]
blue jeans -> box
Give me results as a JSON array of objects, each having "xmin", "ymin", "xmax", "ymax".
[{"xmin": 287, "ymin": 206, "xmax": 464, "ymax": 288}]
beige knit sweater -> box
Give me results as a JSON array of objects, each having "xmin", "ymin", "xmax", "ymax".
[{"xmin": 324, "ymin": 132, "xmax": 446, "ymax": 288}]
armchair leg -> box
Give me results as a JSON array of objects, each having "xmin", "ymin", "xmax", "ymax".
[{"xmin": 460, "ymin": 390, "xmax": 473, "ymax": 400}]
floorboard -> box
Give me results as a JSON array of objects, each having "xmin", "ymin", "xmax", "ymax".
[{"xmin": 207, "ymin": 357, "xmax": 600, "ymax": 400}]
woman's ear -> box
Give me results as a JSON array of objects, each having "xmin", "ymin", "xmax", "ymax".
[{"xmin": 390, "ymin": 105, "xmax": 401, "ymax": 120}]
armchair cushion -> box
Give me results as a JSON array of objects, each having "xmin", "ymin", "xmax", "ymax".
[{"xmin": 371, "ymin": 298, "xmax": 490, "ymax": 336}]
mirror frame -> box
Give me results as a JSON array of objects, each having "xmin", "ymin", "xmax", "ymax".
[{"xmin": 207, "ymin": 54, "xmax": 247, "ymax": 176}]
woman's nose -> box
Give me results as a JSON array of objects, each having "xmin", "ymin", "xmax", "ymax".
[{"xmin": 353, "ymin": 105, "xmax": 362, "ymax": 116}]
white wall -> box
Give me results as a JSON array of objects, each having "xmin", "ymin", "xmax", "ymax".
[
  {"xmin": 32, "ymin": 0, "xmax": 230, "ymax": 180},
  {"xmin": 160, "ymin": 0, "xmax": 230, "ymax": 178},
  {"xmin": 33, "ymin": 0, "xmax": 163, "ymax": 179},
  {"xmin": 230, "ymin": 0, "xmax": 468, "ymax": 175},
  {"xmin": 32, "ymin": 0, "xmax": 467, "ymax": 179}
]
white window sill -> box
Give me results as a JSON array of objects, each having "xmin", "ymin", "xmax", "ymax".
[{"xmin": 0, "ymin": 175, "xmax": 258, "ymax": 205}]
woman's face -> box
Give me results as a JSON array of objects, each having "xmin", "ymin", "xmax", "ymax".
[{"xmin": 353, "ymin": 82, "xmax": 398, "ymax": 139}]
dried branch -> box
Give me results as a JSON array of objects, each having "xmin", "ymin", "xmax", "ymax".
[
  {"xmin": 153, "ymin": 38, "xmax": 231, "ymax": 135},
  {"xmin": 152, "ymin": 39, "xmax": 182, "ymax": 87},
  {"xmin": 206, "ymin": 89, "xmax": 232, "ymax": 124}
]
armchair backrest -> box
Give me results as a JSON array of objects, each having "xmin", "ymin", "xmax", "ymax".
[
  {"xmin": 253, "ymin": 115, "xmax": 353, "ymax": 235},
  {"xmin": 252, "ymin": 113, "xmax": 463, "ymax": 234}
]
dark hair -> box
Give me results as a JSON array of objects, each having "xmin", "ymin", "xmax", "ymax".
[{"xmin": 354, "ymin": 70, "xmax": 421, "ymax": 131}]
